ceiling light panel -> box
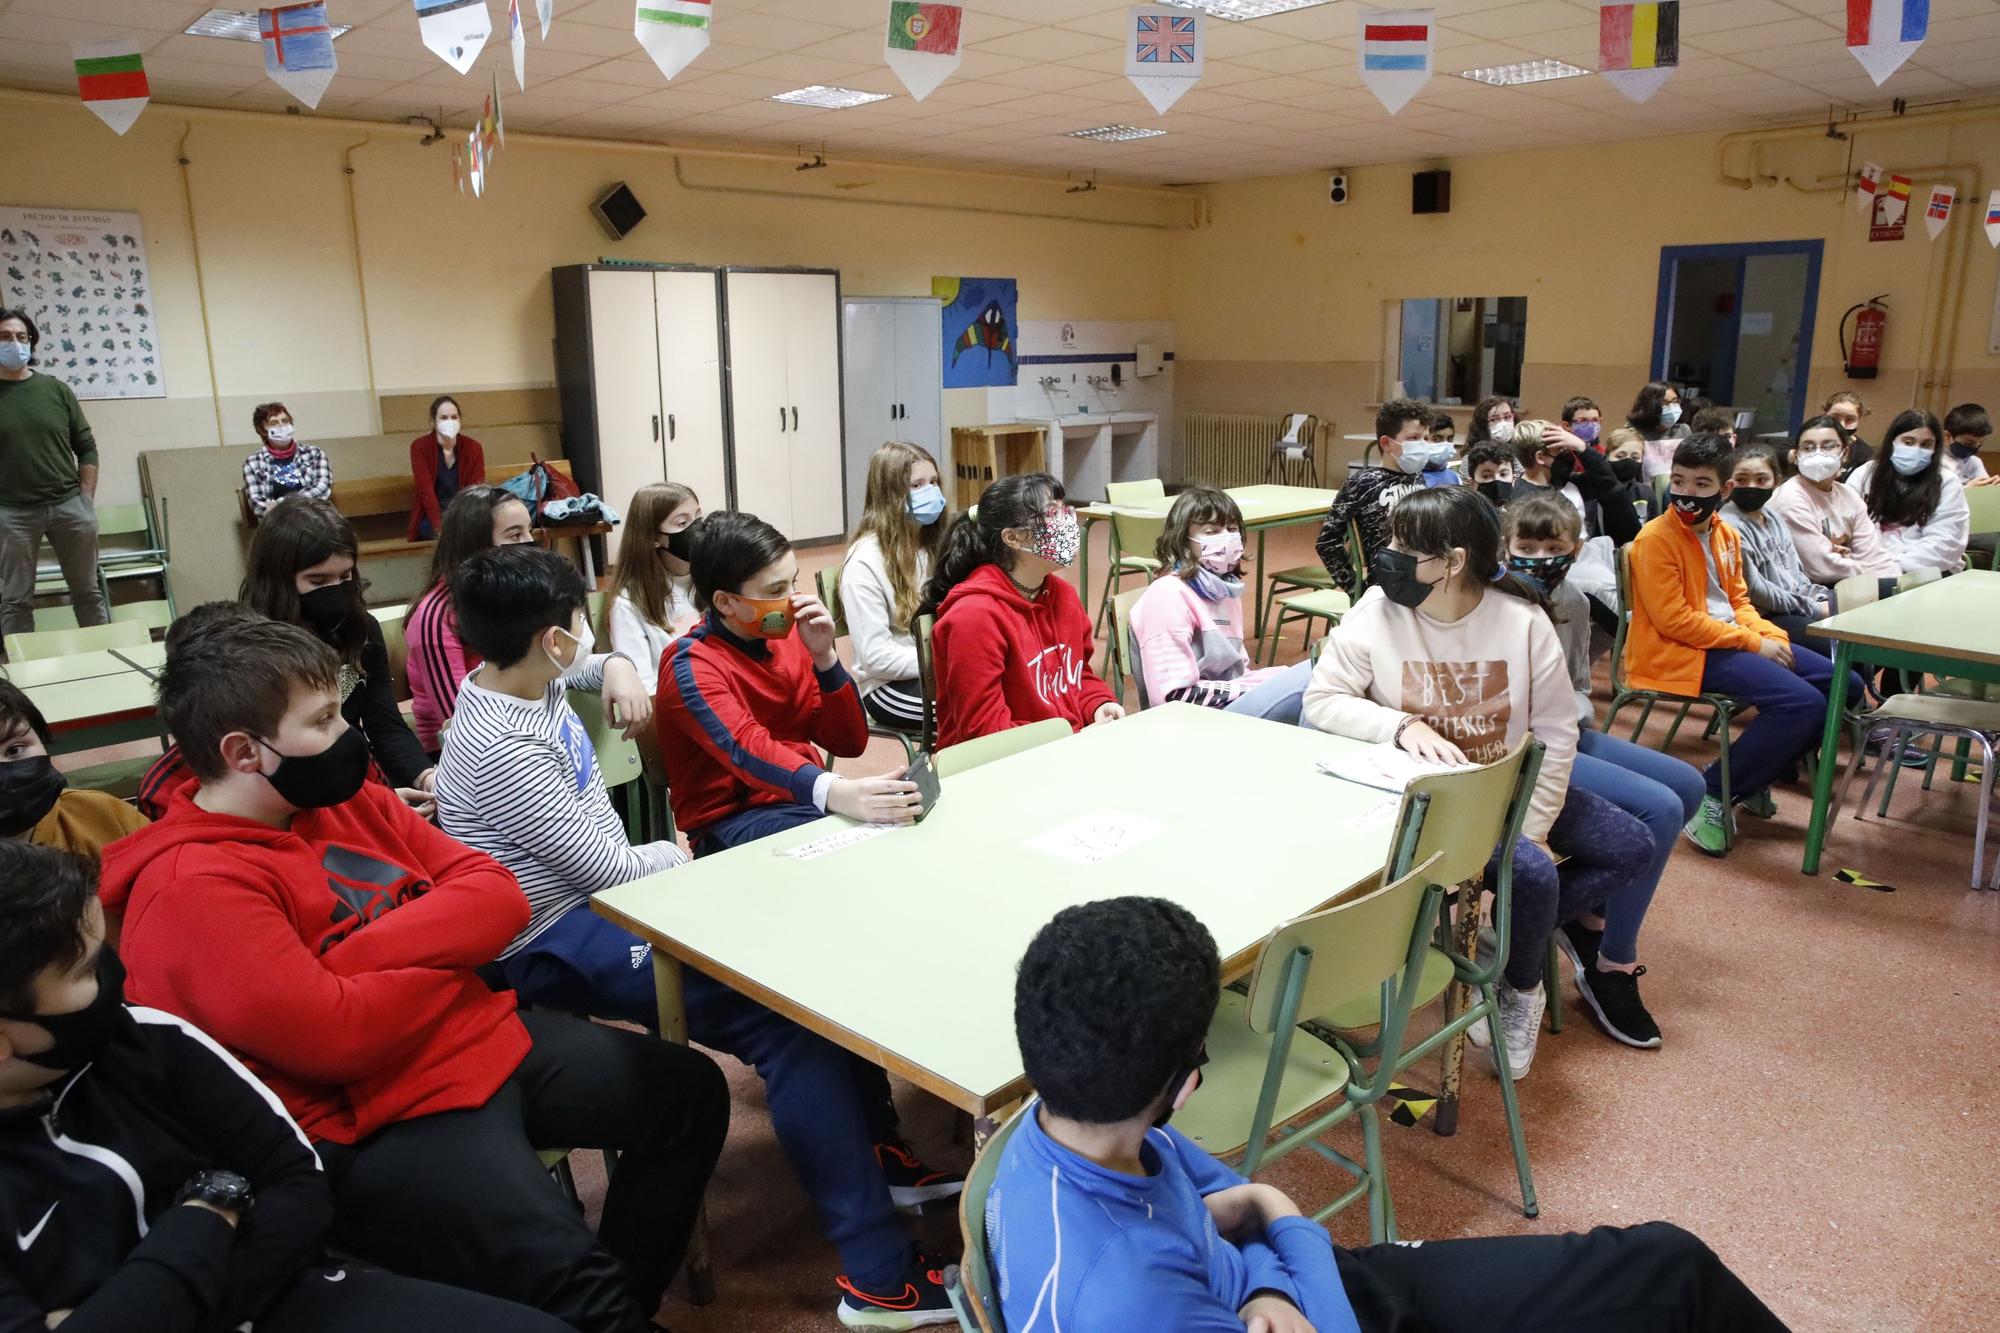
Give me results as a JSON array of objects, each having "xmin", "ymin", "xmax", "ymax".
[
  {"xmin": 185, "ymin": 7, "xmax": 352, "ymax": 41},
  {"xmin": 1158, "ymin": 0, "xmax": 1334, "ymax": 19},
  {"xmin": 1067, "ymin": 124, "xmax": 1169, "ymax": 141},
  {"xmin": 1454, "ymin": 59, "xmax": 1592, "ymax": 87},
  {"xmin": 770, "ymin": 85, "xmax": 893, "ymax": 109}
]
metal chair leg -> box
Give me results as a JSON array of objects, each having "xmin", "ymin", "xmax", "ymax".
[
  {"xmin": 1877, "ymin": 730, "xmax": 1913, "ymax": 818},
  {"xmin": 1661, "ymin": 701, "xmax": 1695, "ymax": 748},
  {"xmin": 1972, "ymin": 734, "xmax": 1996, "ymax": 889},
  {"xmin": 1478, "ymin": 979, "xmax": 1539, "ymax": 1219}
]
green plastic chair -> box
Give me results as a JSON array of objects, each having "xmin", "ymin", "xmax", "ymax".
[
  {"xmin": 1107, "ymin": 585, "xmax": 1147, "ymax": 704},
  {"xmin": 1315, "ymin": 737, "xmax": 1546, "ymax": 1220},
  {"xmin": 1262, "ymin": 586, "xmax": 1350, "ymax": 666},
  {"xmin": 933, "ymin": 717, "xmax": 1069, "ymax": 780},
  {"xmin": 110, "ymin": 601, "xmax": 173, "ymax": 635},
  {"xmin": 1258, "ymin": 521, "xmax": 1356, "ymax": 661},
  {"xmin": 1966, "ymin": 485, "xmax": 2000, "ymax": 572},
  {"xmin": 3, "ymin": 619, "xmax": 150, "ymax": 662},
  {"xmin": 817, "ymin": 565, "xmax": 919, "ymax": 764},
  {"xmin": 1095, "ymin": 479, "xmax": 1166, "ymax": 641},
  {"xmin": 914, "ymin": 613, "xmax": 939, "ymax": 754},
  {"xmin": 1601, "ymin": 546, "xmax": 1741, "ymax": 845},
  {"xmin": 568, "ymin": 690, "xmax": 648, "ymax": 843},
  {"xmin": 1176, "ymin": 851, "xmax": 1446, "ymax": 1244},
  {"xmin": 942, "ymin": 1104, "xmax": 1028, "ymax": 1333}
]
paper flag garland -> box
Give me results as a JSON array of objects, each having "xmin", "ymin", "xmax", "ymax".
[
  {"xmin": 416, "ymin": 0, "xmax": 491, "ymax": 74},
  {"xmin": 72, "ymin": 36, "xmax": 149, "ymax": 135},
  {"xmin": 452, "ymin": 142, "xmax": 465, "ymax": 195},
  {"xmin": 1358, "ymin": 8, "xmax": 1433, "ymax": 116},
  {"xmin": 538, "ymin": 0, "xmax": 552, "ymax": 37},
  {"xmin": 1598, "ymin": 1, "xmax": 1678, "ymax": 104},
  {"xmin": 1846, "ymin": 0, "xmax": 1927, "ymax": 87},
  {"xmin": 1125, "ymin": 5, "xmax": 1203, "ymax": 116},
  {"xmin": 509, "ymin": 0, "xmax": 526, "ymax": 88},
  {"xmin": 636, "ymin": 0, "xmax": 710, "ymax": 81},
  {"xmin": 1986, "ymin": 190, "xmax": 2000, "ymax": 249},
  {"xmin": 1923, "ymin": 183, "xmax": 1954, "ymax": 240},
  {"xmin": 1855, "ymin": 161, "xmax": 1883, "ymax": 211},
  {"xmin": 260, "ymin": 2, "xmax": 337, "ymax": 109},
  {"xmin": 884, "ymin": 1, "xmax": 962, "ymax": 101}
]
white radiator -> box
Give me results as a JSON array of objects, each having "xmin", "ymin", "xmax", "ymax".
[{"xmin": 1180, "ymin": 413, "xmax": 1330, "ymax": 488}]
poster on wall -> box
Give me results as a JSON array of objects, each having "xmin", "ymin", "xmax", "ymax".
[
  {"xmin": 1868, "ymin": 174, "xmax": 1910, "ymax": 242},
  {"xmin": 0, "ymin": 205, "xmax": 163, "ymax": 400},
  {"xmin": 933, "ymin": 276, "xmax": 1018, "ymax": 389}
]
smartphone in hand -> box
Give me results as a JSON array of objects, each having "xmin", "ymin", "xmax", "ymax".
[{"xmin": 906, "ymin": 753, "xmax": 941, "ymax": 823}]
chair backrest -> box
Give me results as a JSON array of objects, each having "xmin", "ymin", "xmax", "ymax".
[
  {"xmin": 1830, "ymin": 573, "xmax": 1879, "ymax": 613},
  {"xmin": 1965, "ymin": 484, "xmax": 2000, "ymax": 544},
  {"xmin": 110, "ymin": 601, "xmax": 173, "ymax": 635},
  {"xmin": 1386, "ymin": 735, "xmax": 1542, "ymax": 887},
  {"xmin": 951, "ymin": 1104, "xmax": 1030, "ymax": 1333},
  {"xmin": 568, "ymin": 690, "xmax": 643, "ymax": 791},
  {"xmin": 913, "ymin": 612, "xmax": 938, "ymax": 753},
  {"xmin": 1111, "ymin": 585, "xmax": 1148, "ymax": 704},
  {"xmin": 1897, "ymin": 566, "xmax": 1942, "ymax": 593},
  {"xmin": 933, "ymin": 717, "xmax": 1069, "ymax": 779},
  {"xmin": 1104, "ymin": 478, "xmax": 1168, "ymax": 564},
  {"xmin": 31, "ymin": 605, "xmax": 78, "ymax": 633},
  {"xmin": 377, "ymin": 610, "xmax": 411, "ymax": 701},
  {"xmin": 3, "ymin": 620, "xmax": 149, "ymax": 662},
  {"xmin": 92, "ymin": 501, "xmax": 154, "ymax": 542},
  {"xmin": 1610, "ymin": 545, "xmax": 1637, "ymax": 693},
  {"xmin": 1344, "ymin": 521, "xmax": 1368, "ymax": 592},
  {"xmin": 817, "ymin": 565, "xmax": 849, "ymax": 638},
  {"xmin": 1244, "ymin": 851, "xmax": 1444, "ymax": 1040},
  {"xmin": 1733, "ymin": 410, "xmax": 1756, "ymax": 432}
]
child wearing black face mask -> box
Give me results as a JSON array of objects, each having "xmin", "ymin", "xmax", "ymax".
[
  {"xmin": 1716, "ymin": 443, "xmax": 1835, "ymax": 658},
  {"xmin": 0, "ymin": 680, "xmax": 148, "ymax": 855}
]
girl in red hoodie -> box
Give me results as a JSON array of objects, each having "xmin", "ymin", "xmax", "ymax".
[{"xmin": 919, "ymin": 473, "xmax": 1123, "ymax": 749}]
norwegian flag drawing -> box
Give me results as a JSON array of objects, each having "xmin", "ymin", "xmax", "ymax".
[{"xmin": 1134, "ymin": 12, "xmax": 1196, "ymax": 63}]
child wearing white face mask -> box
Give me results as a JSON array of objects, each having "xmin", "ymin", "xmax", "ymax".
[
  {"xmin": 242, "ymin": 402, "xmax": 332, "ymax": 518},
  {"xmin": 1129, "ymin": 487, "xmax": 1300, "ymax": 720},
  {"xmin": 1768, "ymin": 416, "xmax": 1902, "ymax": 587},
  {"xmin": 841, "ymin": 441, "xmax": 952, "ymax": 734},
  {"xmin": 1314, "ymin": 398, "xmax": 1451, "ymax": 592},
  {"xmin": 1842, "ymin": 408, "xmax": 1970, "ymax": 574}
]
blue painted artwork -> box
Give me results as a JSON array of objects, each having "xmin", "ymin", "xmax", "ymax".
[{"xmin": 935, "ymin": 275, "xmax": 1018, "ymax": 388}]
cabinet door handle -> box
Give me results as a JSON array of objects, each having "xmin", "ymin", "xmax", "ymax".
[
  {"xmin": 779, "ymin": 406, "xmax": 788, "ymax": 433},
  {"xmin": 791, "ymin": 406, "xmax": 799, "ymax": 432},
  {"xmin": 652, "ymin": 414, "xmax": 661, "ymax": 442},
  {"xmin": 668, "ymin": 414, "xmax": 677, "ymax": 440}
]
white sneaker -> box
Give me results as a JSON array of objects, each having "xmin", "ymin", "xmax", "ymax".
[{"xmin": 1481, "ymin": 982, "xmax": 1545, "ymax": 1081}]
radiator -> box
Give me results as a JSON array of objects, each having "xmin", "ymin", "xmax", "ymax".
[{"xmin": 1179, "ymin": 413, "xmax": 1332, "ymax": 489}]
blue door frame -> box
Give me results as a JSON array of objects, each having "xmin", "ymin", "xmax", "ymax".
[{"xmin": 1651, "ymin": 240, "xmax": 1824, "ymax": 434}]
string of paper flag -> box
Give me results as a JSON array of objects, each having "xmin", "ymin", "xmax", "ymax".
[
  {"xmin": 1855, "ymin": 164, "xmax": 1994, "ymax": 248},
  {"xmin": 61, "ymin": 0, "xmax": 1998, "ymax": 241}
]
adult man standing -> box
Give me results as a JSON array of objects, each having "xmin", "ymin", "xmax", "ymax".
[{"xmin": 0, "ymin": 308, "xmax": 107, "ymax": 639}]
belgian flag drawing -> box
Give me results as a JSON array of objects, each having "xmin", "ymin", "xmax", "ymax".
[
  {"xmin": 1598, "ymin": 1, "xmax": 1678, "ymax": 103},
  {"xmin": 73, "ymin": 37, "xmax": 149, "ymax": 136}
]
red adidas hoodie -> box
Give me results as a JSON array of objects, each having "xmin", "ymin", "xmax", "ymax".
[
  {"xmin": 932, "ymin": 563, "xmax": 1117, "ymax": 749},
  {"xmin": 97, "ymin": 770, "xmax": 532, "ymax": 1145}
]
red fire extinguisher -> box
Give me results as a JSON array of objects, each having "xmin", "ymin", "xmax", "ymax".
[{"xmin": 1840, "ymin": 296, "xmax": 1888, "ymax": 380}]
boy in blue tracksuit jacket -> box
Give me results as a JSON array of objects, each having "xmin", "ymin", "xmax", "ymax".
[{"xmin": 988, "ymin": 896, "xmax": 1791, "ymax": 1332}]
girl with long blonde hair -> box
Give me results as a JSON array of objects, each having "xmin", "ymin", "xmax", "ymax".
[
  {"xmin": 840, "ymin": 441, "xmax": 949, "ymax": 731},
  {"xmin": 604, "ymin": 481, "xmax": 702, "ymax": 695}
]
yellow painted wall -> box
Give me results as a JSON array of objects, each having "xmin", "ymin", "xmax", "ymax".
[
  {"xmin": 1173, "ymin": 116, "xmax": 2000, "ymax": 467},
  {"xmin": 3, "ymin": 93, "xmax": 1183, "ymax": 506}
]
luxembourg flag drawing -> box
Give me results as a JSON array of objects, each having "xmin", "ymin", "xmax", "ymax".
[
  {"xmin": 636, "ymin": 0, "xmax": 710, "ymax": 81},
  {"xmin": 1846, "ymin": 0, "xmax": 1927, "ymax": 86},
  {"xmin": 1598, "ymin": 1, "xmax": 1678, "ymax": 103},
  {"xmin": 73, "ymin": 36, "xmax": 149, "ymax": 135},
  {"xmin": 1985, "ymin": 190, "xmax": 2000, "ymax": 249},
  {"xmin": 261, "ymin": 1, "xmax": 337, "ymax": 109},
  {"xmin": 1358, "ymin": 9, "xmax": 1433, "ymax": 115}
]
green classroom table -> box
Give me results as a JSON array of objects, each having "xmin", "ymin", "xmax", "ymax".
[
  {"xmin": 1078, "ymin": 483, "xmax": 1340, "ymax": 638},
  {"xmin": 594, "ymin": 704, "xmax": 1395, "ymax": 1124},
  {"xmin": 23, "ymin": 671, "xmax": 162, "ymax": 755},
  {"xmin": 1802, "ymin": 570, "xmax": 2000, "ymax": 876},
  {"xmin": 2, "ymin": 650, "xmax": 142, "ymax": 688}
]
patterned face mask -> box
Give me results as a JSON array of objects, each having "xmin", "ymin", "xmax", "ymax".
[{"xmin": 1025, "ymin": 506, "xmax": 1080, "ymax": 567}]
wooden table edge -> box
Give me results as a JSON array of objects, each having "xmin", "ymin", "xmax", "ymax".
[{"xmin": 1812, "ymin": 625, "xmax": 2000, "ymax": 671}]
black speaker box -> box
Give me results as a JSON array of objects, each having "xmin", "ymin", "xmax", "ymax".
[
  {"xmin": 1412, "ymin": 170, "xmax": 1451, "ymax": 215},
  {"xmin": 591, "ymin": 183, "xmax": 647, "ymax": 240}
]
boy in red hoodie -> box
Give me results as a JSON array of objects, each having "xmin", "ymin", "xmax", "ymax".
[
  {"xmin": 97, "ymin": 603, "xmax": 727, "ymax": 1333},
  {"xmin": 919, "ymin": 473, "xmax": 1122, "ymax": 749}
]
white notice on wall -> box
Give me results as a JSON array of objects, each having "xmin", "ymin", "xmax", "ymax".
[
  {"xmin": 0, "ymin": 204, "xmax": 163, "ymax": 400},
  {"xmin": 1740, "ymin": 311, "xmax": 1775, "ymax": 336},
  {"xmin": 1025, "ymin": 811, "xmax": 1168, "ymax": 866}
]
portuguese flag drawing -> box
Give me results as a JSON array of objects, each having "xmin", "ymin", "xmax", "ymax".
[
  {"xmin": 74, "ymin": 37, "xmax": 150, "ymax": 135},
  {"xmin": 884, "ymin": 2, "xmax": 962, "ymax": 100}
]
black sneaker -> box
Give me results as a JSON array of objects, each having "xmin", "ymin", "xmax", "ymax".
[
  {"xmin": 876, "ymin": 1141, "xmax": 963, "ymax": 1213},
  {"xmin": 1557, "ymin": 919, "xmax": 1603, "ymax": 981},
  {"xmin": 836, "ymin": 1252, "xmax": 959, "ymax": 1328},
  {"xmin": 1575, "ymin": 964, "xmax": 1662, "ymax": 1049}
]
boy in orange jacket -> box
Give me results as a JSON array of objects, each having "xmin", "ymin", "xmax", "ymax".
[{"xmin": 1625, "ymin": 436, "xmax": 1860, "ymax": 856}]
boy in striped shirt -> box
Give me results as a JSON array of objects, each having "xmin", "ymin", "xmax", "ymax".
[{"xmin": 435, "ymin": 545, "xmax": 961, "ymax": 1329}]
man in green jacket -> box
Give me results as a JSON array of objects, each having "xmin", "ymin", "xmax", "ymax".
[{"xmin": 0, "ymin": 308, "xmax": 107, "ymax": 639}]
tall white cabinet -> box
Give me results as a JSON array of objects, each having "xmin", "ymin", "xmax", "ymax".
[
  {"xmin": 551, "ymin": 264, "xmax": 847, "ymax": 542},
  {"xmin": 840, "ymin": 298, "xmax": 944, "ymax": 530}
]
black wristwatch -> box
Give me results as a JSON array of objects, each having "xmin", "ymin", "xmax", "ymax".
[{"xmin": 175, "ymin": 1169, "xmax": 255, "ymax": 1216}]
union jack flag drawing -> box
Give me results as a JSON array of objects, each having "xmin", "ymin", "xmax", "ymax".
[{"xmin": 1134, "ymin": 12, "xmax": 1196, "ymax": 63}]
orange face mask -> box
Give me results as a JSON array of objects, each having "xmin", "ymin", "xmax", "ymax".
[{"xmin": 727, "ymin": 592, "xmax": 795, "ymax": 639}]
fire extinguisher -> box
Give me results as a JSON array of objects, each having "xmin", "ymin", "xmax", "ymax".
[{"xmin": 1840, "ymin": 296, "xmax": 1888, "ymax": 380}]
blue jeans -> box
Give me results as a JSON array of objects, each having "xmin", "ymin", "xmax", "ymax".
[
  {"xmin": 1698, "ymin": 645, "xmax": 1860, "ymax": 799},
  {"xmin": 1571, "ymin": 731, "xmax": 1705, "ymax": 965},
  {"xmin": 1489, "ymin": 785, "xmax": 1654, "ymax": 992},
  {"xmin": 1226, "ymin": 659, "xmax": 1311, "ymax": 724},
  {"xmin": 692, "ymin": 801, "xmax": 824, "ymax": 857},
  {"xmin": 500, "ymin": 906, "xmax": 909, "ymax": 1290}
]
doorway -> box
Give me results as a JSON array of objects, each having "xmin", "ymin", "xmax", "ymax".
[{"xmin": 1651, "ymin": 241, "xmax": 1822, "ymax": 440}]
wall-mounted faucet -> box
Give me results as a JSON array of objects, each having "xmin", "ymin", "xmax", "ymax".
[
  {"xmin": 1038, "ymin": 375, "xmax": 1066, "ymax": 393},
  {"xmin": 1085, "ymin": 374, "xmax": 1112, "ymax": 391}
]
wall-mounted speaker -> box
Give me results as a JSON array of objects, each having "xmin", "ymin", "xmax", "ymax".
[
  {"xmin": 591, "ymin": 182, "xmax": 647, "ymax": 241},
  {"xmin": 1328, "ymin": 171, "xmax": 1350, "ymax": 205},
  {"xmin": 1412, "ymin": 169, "xmax": 1451, "ymax": 215}
]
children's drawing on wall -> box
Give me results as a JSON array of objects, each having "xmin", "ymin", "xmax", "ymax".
[
  {"xmin": 0, "ymin": 204, "xmax": 163, "ymax": 399},
  {"xmin": 934, "ymin": 275, "xmax": 1018, "ymax": 388}
]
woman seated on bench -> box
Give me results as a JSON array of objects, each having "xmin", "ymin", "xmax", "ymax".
[
  {"xmin": 407, "ymin": 394, "xmax": 487, "ymax": 541},
  {"xmin": 242, "ymin": 401, "xmax": 332, "ymax": 518}
]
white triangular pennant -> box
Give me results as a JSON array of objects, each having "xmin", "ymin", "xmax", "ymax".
[
  {"xmin": 1846, "ymin": 0, "xmax": 1927, "ymax": 86},
  {"xmin": 1923, "ymin": 183, "xmax": 1955, "ymax": 240},
  {"xmin": 636, "ymin": 0, "xmax": 710, "ymax": 81},
  {"xmin": 1985, "ymin": 190, "xmax": 2000, "ymax": 249},
  {"xmin": 415, "ymin": 0, "xmax": 491, "ymax": 74},
  {"xmin": 883, "ymin": 1, "xmax": 963, "ymax": 101},
  {"xmin": 1357, "ymin": 8, "xmax": 1433, "ymax": 116},
  {"xmin": 1124, "ymin": 4, "xmax": 1203, "ymax": 115},
  {"xmin": 260, "ymin": 2, "xmax": 337, "ymax": 109},
  {"xmin": 509, "ymin": 0, "xmax": 526, "ymax": 87},
  {"xmin": 72, "ymin": 36, "xmax": 150, "ymax": 135},
  {"xmin": 1602, "ymin": 66, "xmax": 1673, "ymax": 103},
  {"xmin": 1855, "ymin": 161, "xmax": 1883, "ymax": 212},
  {"xmin": 1597, "ymin": 1, "xmax": 1678, "ymax": 104},
  {"xmin": 537, "ymin": 0, "xmax": 552, "ymax": 38}
]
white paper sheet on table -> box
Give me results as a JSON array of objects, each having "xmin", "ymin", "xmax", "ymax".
[
  {"xmin": 1025, "ymin": 812, "xmax": 1168, "ymax": 865},
  {"xmin": 783, "ymin": 824, "xmax": 898, "ymax": 860},
  {"xmin": 1317, "ymin": 743, "xmax": 1472, "ymax": 794}
]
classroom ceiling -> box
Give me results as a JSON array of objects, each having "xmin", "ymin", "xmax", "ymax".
[{"xmin": 3, "ymin": 0, "xmax": 2000, "ymax": 184}]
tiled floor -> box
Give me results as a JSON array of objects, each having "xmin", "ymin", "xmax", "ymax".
[{"xmin": 61, "ymin": 521, "xmax": 2000, "ymax": 1331}]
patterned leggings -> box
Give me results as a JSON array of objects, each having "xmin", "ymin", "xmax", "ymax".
[{"xmin": 1487, "ymin": 784, "xmax": 1655, "ymax": 992}]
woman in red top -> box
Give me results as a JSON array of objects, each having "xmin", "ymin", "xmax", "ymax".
[
  {"xmin": 919, "ymin": 472, "xmax": 1124, "ymax": 748},
  {"xmin": 407, "ymin": 395, "xmax": 487, "ymax": 540}
]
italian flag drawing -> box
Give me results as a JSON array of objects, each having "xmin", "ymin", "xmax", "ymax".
[
  {"xmin": 74, "ymin": 36, "xmax": 150, "ymax": 135},
  {"xmin": 636, "ymin": 0, "xmax": 710, "ymax": 80},
  {"xmin": 884, "ymin": 1, "xmax": 962, "ymax": 100}
]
